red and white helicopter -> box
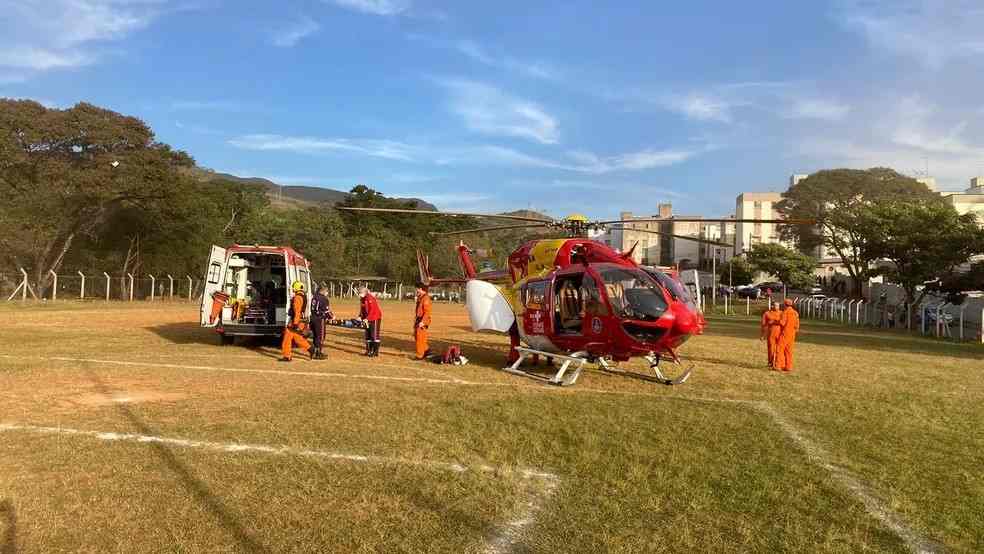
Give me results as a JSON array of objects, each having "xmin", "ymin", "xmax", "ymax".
[{"xmin": 341, "ymin": 208, "xmax": 804, "ymax": 386}]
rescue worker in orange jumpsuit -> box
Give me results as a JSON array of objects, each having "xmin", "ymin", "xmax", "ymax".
[
  {"xmin": 413, "ymin": 281, "xmax": 433, "ymax": 360},
  {"xmin": 775, "ymin": 298, "xmax": 800, "ymax": 372},
  {"xmin": 280, "ymin": 281, "xmax": 311, "ymax": 362},
  {"xmin": 359, "ymin": 286, "xmax": 383, "ymax": 357},
  {"xmin": 760, "ymin": 303, "xmax": 782, "ymax": 369}
]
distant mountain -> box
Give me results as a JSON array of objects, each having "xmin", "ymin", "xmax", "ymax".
[
  {"xmin": 499, "ymin": 209, "xmax": 553, "ymax": 221},
  {"xmin": 195, "ymin": 169, "xmax": 438, "ymax": 211}
]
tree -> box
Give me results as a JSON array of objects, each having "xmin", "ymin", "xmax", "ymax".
[
  {"xmin": 0, "ymin": 99, "xmax": 194, "ymax": 295},
  {"xmin": 777, "ymin": 168, "xmax": 936, "ymax": 295},
  {"xmin": 865, "ymin": 201, "xmax": 984, "ymax": 306},
  {"xmin": 745, "ymin": 243, "xmax": 817, "ymax": 290},
  {"xmin": 718, "ymin": 257, "xmax": 756, "ymax": 286}
]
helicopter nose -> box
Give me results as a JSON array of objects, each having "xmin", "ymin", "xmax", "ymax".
[{"xmin": 671, "ymin": 302, "xmax": 700, "ymax": 334}]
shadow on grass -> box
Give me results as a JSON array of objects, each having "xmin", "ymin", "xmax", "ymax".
[
  {"xmin": 148, "ymin": 322, "xmax": 223, "ymax": 346},
  {"xmin": 706, "ymin": 316, "xmax": 984, "ymax": 360},
  {"xmin": 84, "ymin": 369, "xmax": 268, "ymax": 553},
  {"xmin": 0, "ymin": 499, "xmax": 15, "ymax": 554}
]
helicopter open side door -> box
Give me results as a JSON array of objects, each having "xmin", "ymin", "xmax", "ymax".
[{"xmin": 465, "ymin": 280, "xmax": 515, "ymax": 333}]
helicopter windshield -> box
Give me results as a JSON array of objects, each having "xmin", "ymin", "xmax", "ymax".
[
  {"xmin": 598, "ymin": 267, "xmax": 669, "ymax": 321},
  {"xmin": 647, "ymin": 270, "xmax": 696, "ymax": 309}
]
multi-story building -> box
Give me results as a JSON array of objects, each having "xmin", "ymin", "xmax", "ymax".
[
  {"xmin": 733, "ymin": 192, "xmax": 790, "ymax": 253},
  {"xmin": 602, "ymin": 204, "xmax": 708, "ymax": 268},
  {"xmin": 943, "ymin": 177, "xmax": 984, "ymax": 227},
  {"xmin": 698, "ymin": 217, "xmax": 735, "ymax": 271}
]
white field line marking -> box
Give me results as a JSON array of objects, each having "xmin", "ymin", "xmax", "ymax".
[
  {"xmin": 0, "ymin": 358, "xmax": 942, "ymax": 550},
  {"xmin": 0, "ymin": 354, "xmax": 491, "ymax": 387},
  {"xmin": 748, "ymin": 402, "xmax": 944, "ymax": 554},
  {"xmin": 0, "ymin": 421, "xmax": 561, "ymax": 552},
  {"xmin": 0, "ymin": 421, "xmax": 558, "ymax": 478},
  {"xmin": 485, "ymin": 471, "xmax": 559, "ymax": 554}
]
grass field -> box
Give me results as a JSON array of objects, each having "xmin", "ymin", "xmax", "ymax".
[{"xmin": 0, "ymin": 299, "xmax": 981, "ymax": 553}]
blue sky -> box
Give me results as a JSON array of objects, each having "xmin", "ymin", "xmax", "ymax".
[{"xmin": 3, "ymin": 0, "xmax": 984, "ymax": 219}]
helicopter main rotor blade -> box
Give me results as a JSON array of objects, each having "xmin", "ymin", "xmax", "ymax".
[
  {"xmin": 598, "ymin": 217, "xmax": 815, "ymax": 225},
  {"xmin": 609, "ymin": 226, "xmax": 732, "ymax": 248},
  {"xmin": 337, "ymin": 207, "xmax": 553, "ymax": 223},
  {"xmin": 430, "ymin": 222, "xmax": 552, "ymax": 237}
]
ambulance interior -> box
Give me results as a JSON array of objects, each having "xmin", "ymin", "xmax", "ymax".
[{"xmin": 221, "ymin": 252, "xmax": 289, "ymax": 326}]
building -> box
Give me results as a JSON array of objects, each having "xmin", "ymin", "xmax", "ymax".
[
  {"xmin": 604, "ymin": 204, "xmax": 711, "ymax": 268},
  {"xmin": 790, "ymin": 174, "xmax": 807, "ymax": 187},
  {"xmin": 943, "ymin": 177, "xmax": 984, "ymax": 226},
  {"xmin": 697, "ymin": 217, "xmax": 735, "ymax": 272},
  {"xmin": 733, "ymin": 192, "xmax": 792, "ymax": 253}
]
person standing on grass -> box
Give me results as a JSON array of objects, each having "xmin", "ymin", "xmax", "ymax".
[
  {"xmin": 760, "ymin": 303, "xmax": 782, "ymax": 369},
  {"xmin": 413, "ymin": 281, "xmax": 433, "ymax": 360},
  {"xmin": 359, "ymin": 286, "xmax": 382, "ymax": 357},
  {"xmin": 775, "ymin": 298, "xmax": 800, "ymax": 372},
  {"xmin": 308, "ymin": 285, "xmax": 332, "ymax": 360},
  {"xmin": 280, "ymin": 281, "xmax": 311, "ymax": 362}
]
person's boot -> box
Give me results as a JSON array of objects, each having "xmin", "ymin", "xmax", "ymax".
[
  {"xmin": 364, "ymin": 343, "xmax": 372, "ymax": 356},
  {"xmin": 279, "ymin": 357, "xmax": 291, "ymax": 363},
  {"xmin": 372, "ymin": 342, "xmax": 380, "ymax": 357}
]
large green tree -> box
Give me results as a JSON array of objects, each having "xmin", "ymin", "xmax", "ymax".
[
  {"xmin": 717, "ymin": 257, "xmax": 756, "ymax": 286},
  {"xmin": 777, "ymin": 168, "xmax": 936, "ymax": 295},
  {"xmin": 865, "ymin": 201, "xmax": 984, "ymax": 305},
  {"xmin": 745, "ymin": 243, "xmax": 817, "ymax": 289},
  {"xmin": 0, "ymin": 100, "xmax": 194, "ymax": 295}
]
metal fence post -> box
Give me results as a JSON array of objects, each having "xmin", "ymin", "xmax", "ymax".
[
  {"xmin": 745, "ymin": 296, "xmax": 750, "ymax": 315},
  {"xmin": 20, "ymin": 268, "xmax": 28, "ymax": 301},
  {"xmin": 187, "ymin": 275, "xmax": 193, "ymax": 300},
  {"xmin": 128, "ymin": 273, "xmax": 134, "ymax": 302},
  {"xmin": 78, "ymin": 271, "xmax": 85, "ymax": 299},
  {"xmin": 167, "ymin": 274, "xmax": 174, "ymax": 300},
  {"xmin": 980, "ymin": 307, "xmax": 984, "ymax": 345},
  {"xmin": 104, "ymin": 272, "xmax": 111, "ymax": 301},
  {"xmin": 959, "ymin": 305, "xmax": 966, "ymax": 341},
  {"xmin": 49, "ymin": 270, "xmax": 57, "ymax": 301},
  {"xmin": 148, "ymin": 275, "xmax": 156, "ymax": 301}
]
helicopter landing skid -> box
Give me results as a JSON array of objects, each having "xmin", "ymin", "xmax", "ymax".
[
  {"xmin": 504, "ymin": 347, "xmax": 589, "ymax": 386},
  {"xmin": 642, "ymin": 354, "xmax": 693, "ymax": 385}
]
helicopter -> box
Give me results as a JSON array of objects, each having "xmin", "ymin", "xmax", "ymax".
[{"xmin": 339, "ymin": 207, "xmax": 809, "ymax": 386}]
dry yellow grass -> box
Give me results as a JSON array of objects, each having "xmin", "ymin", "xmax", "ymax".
[{"xmin": 0, "ymin": 299, "xmax": 981, "ymax": 552}]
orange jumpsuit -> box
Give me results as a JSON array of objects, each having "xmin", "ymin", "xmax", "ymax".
[
  {"xmin": 760, "ymin": 309, "xmax": 782, "ymax": 368},
  {"xmin": 414, "ymin": 292, "xmax": 433, "ymax": 359},
  {"xmin": 776, "ymin": 306, "xmax": 800, "ymax": 371},
  {"xmin": 281, "ymin": 292, "xmax": 311, "ymax": 360}
]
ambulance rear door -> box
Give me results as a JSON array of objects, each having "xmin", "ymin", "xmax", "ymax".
[{"xmin": 200, "ymin": 245, "xmax": 227, "ymax": 327}]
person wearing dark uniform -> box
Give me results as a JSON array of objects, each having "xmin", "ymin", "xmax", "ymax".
[
  {"xmin": 308, "ymin": 285, "xmax": 332, "ymax": 360},
  {"xmin": 359, "ymin": 286, "xmax": 383, "ymax": 357}
]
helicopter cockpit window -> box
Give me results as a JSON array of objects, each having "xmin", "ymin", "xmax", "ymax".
[
  {"xmin": 582, "ymin": 274, "xmax": 610, "ymax": 317},
  {"xmin": 598, "ymin": 267, "xmax": 668, "ymax": 321},
  {"xmin": 648, "ymin": 270, "xmax": 696, "ymax": 308},
  {"xmin": 524, "ymin": 281, "xmax": 548, "ymax": 310}
]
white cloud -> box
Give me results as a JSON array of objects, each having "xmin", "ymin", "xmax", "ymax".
[
  {"xmin": 437, "ymin": 79, "xmax": 559, "ymax": 144},
  {"xmin": 271, "ymin": 16, "xmax": 320, "ymax": 47},
  {"xmin": 783, "ymin": 99, "xmax": 850, "ymax": 121},
  {"xmin": 663, "ymin": 93, "xmax": 734, "ymax": 123},
  {"xmin": 328, "ymin": 0, "xmax": 409, "ymax": 16},
  {"xmin": 837, "ymin": 0, "xmax": 984, "ymax": 68},
  {"xmin": 0, "ymin": 1, "xmax": 164, "ymax": 76},
  {"xmin": 229, "ymin": 134, "xmax": 417, "ymax": 162},
  {"xmin": 454, "ymin": 40, "xmax": 559, "ymax": 81}
]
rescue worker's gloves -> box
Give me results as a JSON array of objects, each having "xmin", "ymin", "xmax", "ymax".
[{"xmin": 292, "ymin": 281, "xmax": 305, "ymax": 292}]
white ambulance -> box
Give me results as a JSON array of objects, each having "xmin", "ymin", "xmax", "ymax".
[{"xmin": 200, "ymin": 245, "xmax": 313, "ymax": 344}]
